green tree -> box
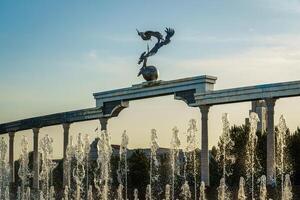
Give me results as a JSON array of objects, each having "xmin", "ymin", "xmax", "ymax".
[
  {"xmin": 287, "ymin": 127, "xmax": 300, "ymax": 185},
  {"xmin": 128, "ymin": 150, "xmax": 149, "ymax": 199},
  {"xmin": 210, "ymin": 146, "xmax": 221, "ymax": 187}
]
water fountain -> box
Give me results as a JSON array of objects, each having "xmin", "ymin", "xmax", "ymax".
[
  {"xmin": 87, "ymin": 185, "xmax": 93, "ymax": 200},
  {"xmin": 217, "ymin": 177, "xmax": 230, "ymax": 200},
  {"xmin": 149, "ymin": 129, "xmax": 160, "ymax": 200},
  {"xmin": 164, "ymin": 184, "xmax": 171, "ymax": 200},
  {"xmin": 199, "ymin": 181, "xmax": 206, "ymax": 200},
  {"xmin": 65, "ymin": 135, "xmax": 74, "ymax": 190},
  {"xmin": 185, "ymin": 119, "xmax": 197, "ymax": 200},
  {"xmin": 282, "ymin": 174, "xmax": 293, "ymax": 200},
  {"xmin": 133, "ymin": 188, "xmax": 139, "ymax": 200},
  {"xmin": 259, "ymin": 175, "xmax": 267, "ymax": 200},
  {"xmin": 181, "ymin": 181, "xmax": 192, "ymax": 200},
  {"xmin": 39, "ymin": 134, "xmax": 56, "ymax": 199},
  {"xmin": 62, "ymin": 186, "xmax": 69, "ymax": 200},
  {"xmin": 217, "ymin": 113, "xmax": 234, "ymax": 183},
  {"xmin": 216, "ymin": 113, "xmax": 234, "ymax": 200},
  {"xmin": 5, "ymin": 186, "xmax": 9, "ymax": 200},
  {"xmin": 49, "ymin": 186, "xmax": 55, "ymax": 200},
  {"xmin": 170, "ymin": 127, "xmax": 181, "ymax": 200},
  {"xmin": 277, "ymin": 115, "xmax": 289, "ymax": 198},
  {"xmin": 117, "ymin": 184, "xmax": 124, "ymax": 200},
  {"xmin": 246, "ymin": 112, "xmax": 260, "ymax": 200},
  {"xmin": 0, "ymin": 137, "xmax": 10, "ymax": 199},
  {"xmin": 118, "ymin": 130, "xmax": 129, "ymax": 200},
  {"xmin": 18, "ymin": 136, "xmax": 31, "ymax": 200},
  {"xmin": 95, "ymin": 130, "xmax": 112, "ymax": 200},
  {"xmin": 84, "ymin": 134, "xmax": 91, "ymax": 195},
  {"xmin": 1, "ymin": 116, "xmax": 297, "ymax": 200},
  {"xmin": 237, "ymin": 177, "xmax": 246, "ymax": 200},
  {"xmin": 145, "ymin": 184, "xmax": 151, "ymax": 200},
  {"xmin": 73, "ymin": 133, "xmax": 86, "ymax": 200}
]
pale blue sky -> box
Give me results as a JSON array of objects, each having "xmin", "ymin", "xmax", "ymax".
[{"xmin": 1, "ymin": 1, "xmax": 300, "ymax": 158}]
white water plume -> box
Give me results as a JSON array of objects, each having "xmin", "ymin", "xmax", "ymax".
[
  {"xmin": 237, "ymin": 177, "xmax": 246, "ymax": 200},
  {"xmin": 117, "ymin": 184, "xmax": 124, "ymax": 200},
  {"xmin": 39, "ymin": 134, "xmax": 56, "ymax": 200},
  {"xmin": 164, "ymin": 184, "xmax": 171, "ymax": 200},
  {"xmin": 0, "ymin": 137, "xmax": 10, "ymax": 199},
  {"xmin": 246, "ymin": 112, "xmax": 260, "ymax": 200},
  {"xmin": 145, "ymin": 184, "xmax": 151, "ymax": 200},
  {"xmin": 73, "ymin": 133, "xmax": 86, "ymax": 200},
  {"xmin": 277, "ymin": 115, "xmax": 291, "ymax": 199},
  {"xmin": 65, "ymin": 136, "xmax": 74, "ymax": 189},
  {"xmin": 185, "ymin": 119, "xmax": 198, "ymax": 200},
  {"xmin": 87, "ymin": 185, "xmax": 93, "ymax": 200},
  {"xmin": 259, "ymin": 175, "xmax": 267, "ymax": 200},
  {"xmin": 118, "ymin": 130, "xmax": 129, "ymax": 200},
  {"xmin": 95, "ymin": 130, "xmax": 112, "ymax": 200},
  {"xmin": 133, "ymin": 188, "xmax": 139, "ymax": 200},
  {"xmin": 217, "ymin": 178, "xmax": 230, "ymax": 200},
  {"xmin": 18, "ymin": 136, "xmax": 31, "ymax": 200},
  {"xmin": 180, "ymin": 181, "xmax": 191, "ymax": 200},
  {"xmin": 84, "ymin": 134, "xmax": 91, "ymax": 196},
  {"xmin": 217, "ymin": 113, "xmax": 235, "ymax": 182},
  {"xmin": 149, "ymin": 129, "xmax": 159, "ymax": 200},
  {"xmin": 199, "ymin": 181, "xmax": 206, "ymax": 200},
  {"xmin": 170, "ymin": 127, "xmax": 181, "ymax": 200},
  {"xmin": 282, "ymin": 174, "xmax": 293, "ymax": 200}
]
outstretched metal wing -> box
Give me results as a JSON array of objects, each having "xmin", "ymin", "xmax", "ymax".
[
  {"xmin": 162, "ymin": 28, "xmax": 175, "ymax": 45},
  {"xmin": 136, "ymin": 29, "xmax": 164, "ymax": 41},
  {"xmin": 137, "ymin": 27, "xmax": 175, "ymax": 69}
]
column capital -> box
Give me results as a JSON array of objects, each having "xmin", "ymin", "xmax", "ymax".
[
  {"xmin": 62, "ymin": 123, "xmax": 71, "ymax": 130},
  {"xmin": 199, "ymin": 105, "xmax": 210, "ymax": 115},
  {"xmin": 100, "ymin": 117, "xmax": 109, "ymax": 131},
  {"xmin": 265, "ymin": 98, "xmax": 276, "ymax": 108},
  {"xmin": 8, "ymin": 132, "xmax": 15, "ymax": 138},
  {"xmin": 32, "ymin": 127, "xmax": 40, "ymax": 135}
]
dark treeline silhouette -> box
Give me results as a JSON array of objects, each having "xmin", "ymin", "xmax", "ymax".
[{"xmin": 12, "ymin": 124, "xmax": 300, "ymax": 199}]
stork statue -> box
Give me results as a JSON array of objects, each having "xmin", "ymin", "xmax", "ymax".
[{"xmin": 137, "ymin": 27, "xmax": 175, "ymax": 81}]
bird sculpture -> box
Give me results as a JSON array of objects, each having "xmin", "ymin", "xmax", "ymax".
[
  {"xmin": 136, "ymin": 29, "xmax": 164, "ymax": 41},
  {"xmin": 137, "ymin": 27, "xmax": 175, "ymax": 81}
]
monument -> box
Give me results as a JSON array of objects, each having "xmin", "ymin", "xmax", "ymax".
[
  {"xmin": 0, "ymin": 27, "xmax": 300, "ymax": 199},
  {"xmin": 137, "ymin": 27, "xmax": 175, "ymax": 81}
]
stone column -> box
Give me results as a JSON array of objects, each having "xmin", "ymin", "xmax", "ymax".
[
  {"xmin": 8, "ymin": 132, "xmax": 15, "ymax": 183},
  {"xmin": 200, "ymin": 105, "xmax": 210, "ymax": 186},
  {"xmin": 265, "ymin": 98, "xmax": 276, "ymax": 185},
  {"xmin": 100, "ymin": 117, "xmax": 109, "ymax": 131},
  {"xmin": 62, "ymin": 123, "xmax": 70, "ymax": 188},
  {"xmin": 32, "ymin": 128, "xmax": 40, "ymax": 192},
  {"xmin": 63, "ymin": 123, "xmax": 70, "ymax": 159}
]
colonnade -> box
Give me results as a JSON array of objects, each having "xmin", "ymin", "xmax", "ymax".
[{"xmin": 5, "ymin": 99, "xmax": 276, "ymax": 190}]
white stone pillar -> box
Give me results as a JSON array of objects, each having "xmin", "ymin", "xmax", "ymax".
[
  {"xmin": 63, "ymin": 123, "xmax": 70, "ymax": 159},
  {"xmin": 265, "ymin": 98, "xmax": 276, "ymax": 185},
  {"xmin": 200, "ymin": 105, "xmax": 210, "ymax": 186},
  {"xmin": 8, "ymin": 132, "xmax": 15, "ymax": 183},
  {"xmin": 32, "ymin": 128, "xmax": 40, "ymax": 192},
  {"xmin": 100, "ymin": 118, "xmax": 109, "ymax": 131},
  {"xmin": 62, "ymin": 123, "xmax": 70, "ymax": 188}
]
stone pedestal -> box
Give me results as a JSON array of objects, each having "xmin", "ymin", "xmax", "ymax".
[
  {"xmin": 266, "ymin": 98, "xmax": 276, "ymax": 185},
  {"xmin": 200, "ymin": 105, "xmax": 210, "ymax": 186}
]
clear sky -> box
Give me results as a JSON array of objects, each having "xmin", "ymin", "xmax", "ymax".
[{"xmin": 1, "ymin": 1, "xmax": 300, "ymax": 159}]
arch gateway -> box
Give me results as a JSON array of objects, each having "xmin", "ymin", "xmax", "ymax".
[{"xmin": 1, "ymin": 75, "xmax": 300, "ymax": 190}]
